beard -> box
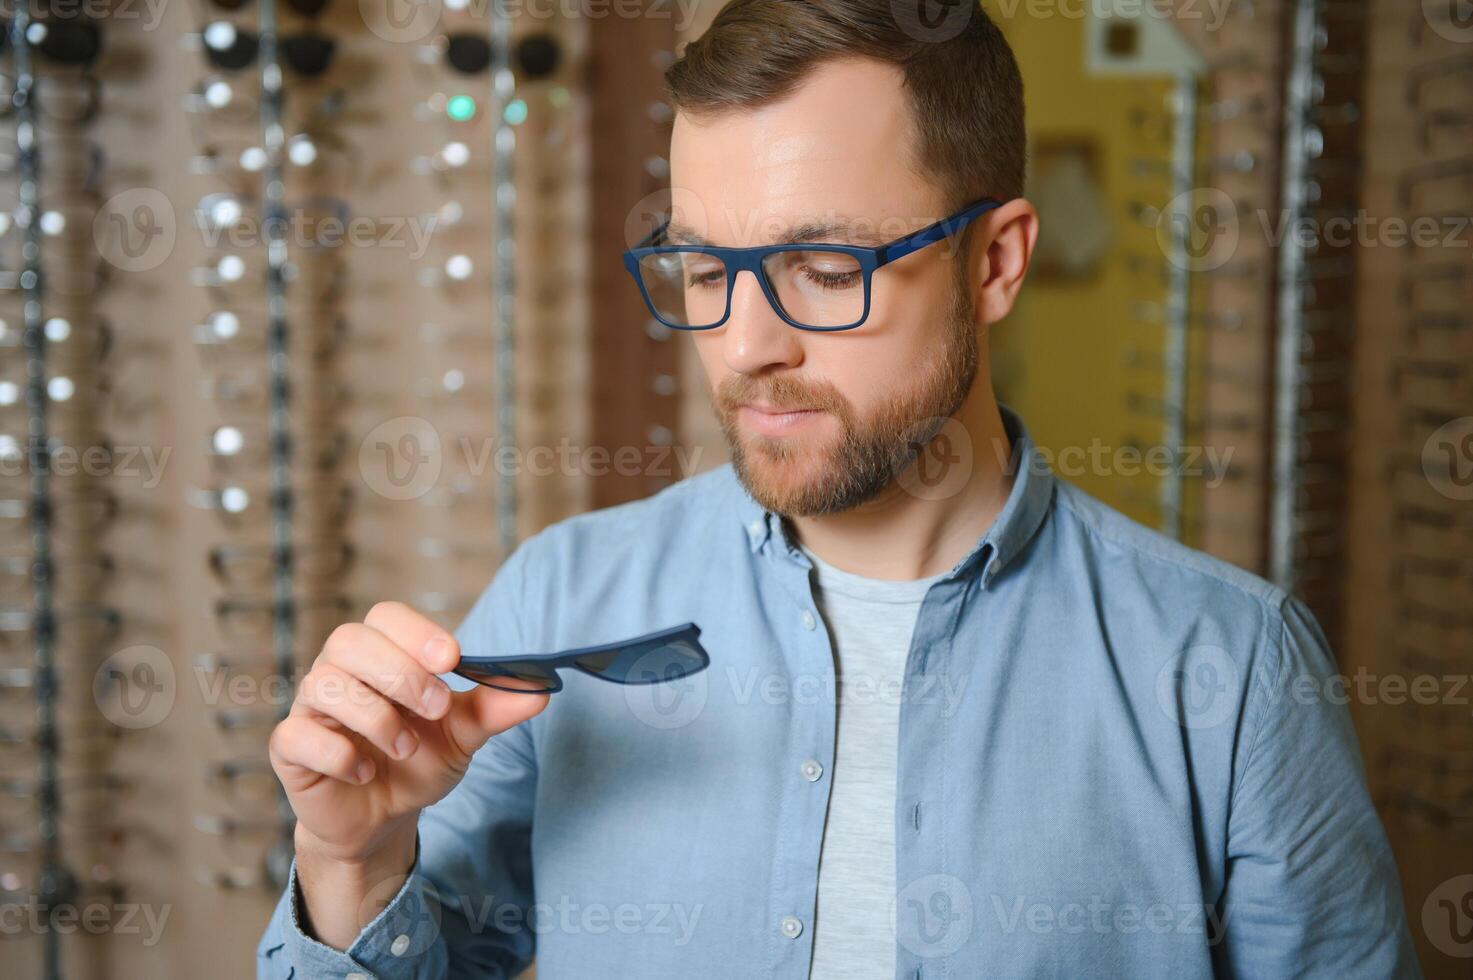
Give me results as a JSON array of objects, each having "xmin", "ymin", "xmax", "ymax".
[{"xmin": 713, "ymin": 285, "xmax": 979, "ymax": 517}]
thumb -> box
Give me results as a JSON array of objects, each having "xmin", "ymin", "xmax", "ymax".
[{"xmin": 443, "ymin": 682, "xmax": 550, "ymax": 757}]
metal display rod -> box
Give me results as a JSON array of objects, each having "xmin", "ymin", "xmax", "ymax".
[
  {"xmin": 257, "ymin": 0, "xmax": 298, "ymax": 889},
  {"xmin": 1160, "ymin": 72, "xmax": 1199, "ymax": 541},
  {"xmin": 489, "ymin": 10, "xmax": 518, "ymax": 557},
  {"xmin": 1269, "ymin": 0, "xmax": 1320, "ymax": 590},
  {"xmin": 10, "ymin": 11, "xmax": 73, "ymax": 980}
]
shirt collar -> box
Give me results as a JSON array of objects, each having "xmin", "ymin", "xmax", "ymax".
[{"xmin": 734, "ymin": 403, "xmax": 1055, "ymax": 589}]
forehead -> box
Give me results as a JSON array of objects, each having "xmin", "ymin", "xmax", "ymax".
[{"xmin": 668, "ymin": 58, "xmax": 933, "ymax": 246}]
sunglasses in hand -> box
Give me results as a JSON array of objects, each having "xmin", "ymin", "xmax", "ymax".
[{"xmin": 454, "ymin": 623, "xmax": 708, "ymax": 694}]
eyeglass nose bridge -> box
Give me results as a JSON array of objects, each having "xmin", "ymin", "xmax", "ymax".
[{"xmin": 720, "ymin": 260, "xmax": 791, "ymax": 331}]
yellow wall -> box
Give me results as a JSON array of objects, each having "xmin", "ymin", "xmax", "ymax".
[{"xmin": 992, "ymin": 10, "xmax": 1186, "ymax": 530}]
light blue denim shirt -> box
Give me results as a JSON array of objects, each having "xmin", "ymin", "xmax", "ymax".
[{"xmin": 258, "ymin": 407, "xmax": 1419, "ymax": 979}]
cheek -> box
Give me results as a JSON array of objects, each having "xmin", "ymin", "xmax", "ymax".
[
  {"xmin": 692, "ymin": 335, "xmax": 726, "ymax": 385},
  {"xmin": 808, "ymin": 323, "xmax": 939, "ymax": 409}
]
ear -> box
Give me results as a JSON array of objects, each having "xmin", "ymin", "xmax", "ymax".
[{"xmin": 970, "ymin": 199, "xmax": 1039, "ymax": 326}]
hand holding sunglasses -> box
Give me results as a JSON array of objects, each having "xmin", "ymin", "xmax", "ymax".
[
  {"xmin": 453, "ymin": 623, "xmax": 710, "ymax": 694},
  {"xmin": 269, "ymin": 600, "xmax": 553, "ymax": 950}
]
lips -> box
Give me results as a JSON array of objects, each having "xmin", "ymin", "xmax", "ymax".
[
  {"xmin": 744, "ymin": 403, "xmax": 816, "ymax": 415},
  {"xmin": 736, "ymin": 403, "xmax": 824, "ymax": 437}
]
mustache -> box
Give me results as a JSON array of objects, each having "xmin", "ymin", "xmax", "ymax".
[{"xmin": 715, "ymin": 374, "xmax": 850, "ymax": 418}]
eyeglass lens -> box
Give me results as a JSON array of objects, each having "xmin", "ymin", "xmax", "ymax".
[{"xmin": 636, "ymin": 248, "xmax": 866, "ymax": 329}]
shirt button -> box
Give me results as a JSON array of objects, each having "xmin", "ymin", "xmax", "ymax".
[
  {"xmin": 780, "ymin": 915, "xmax": 804, "ymax": 938},
  {"xmin": 801, "ymin": 610, "xmax": 816, "ymax": 630},
  {"xmin": 390, "ymin": 934, "xmax": 411, "ymax": 956},
  {"xmin": 800, "ymin": 758, "xmax": 823, "ymax": 781}
]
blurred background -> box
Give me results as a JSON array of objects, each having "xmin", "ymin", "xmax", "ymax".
[{"xmin": 0, "ymin": 0, "xmax": 1469, "ymax": 976}]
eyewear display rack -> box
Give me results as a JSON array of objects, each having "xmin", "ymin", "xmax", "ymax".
[
  {"xmin": 489, "ymin": 5, "xmax": 519, "ymax": 558},
  {"xmin": 1182, "ymin": 0, "xmax": 1288, "ymax": 580},
  {"xmin": 256, "ymin": 0, "xmax": 298, "ymax": 892},
  {"xmin": 1269, "ymin": 0, "xmax": 1365, "ymax": 647},
  {"xmin": 10, "ymin": 12, "xmax": 71, "ymax": 980},
  {"xmin": 1344, "ymin": 3, "xmax": 1473, "ymax": 977},
  {"xmin": 588, "ymin": 9, "xmax": 683, "ymax": 507}
]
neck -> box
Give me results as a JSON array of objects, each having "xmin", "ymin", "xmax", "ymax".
[{"xmin": 785, "ymin": 384, "xmax": 1015, "ymax": 581}]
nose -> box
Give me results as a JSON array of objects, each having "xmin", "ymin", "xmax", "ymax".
[{"xmin": 720, "ymin": 269, "xmax": 804, "ymax": 376}]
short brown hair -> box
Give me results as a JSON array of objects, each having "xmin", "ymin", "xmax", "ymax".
[{"xmin": 665, "ymin": 0, "xmax": 1027, "ymax": 214}]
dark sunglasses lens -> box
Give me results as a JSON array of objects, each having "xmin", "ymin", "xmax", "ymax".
[
  {"xmin": 445, "ymin": 33, "xmax": 491, "ymax": 75},
  {"xmin": 286, "ymin": 0, "xmax": 331, "ymax": 17},
  {"xmin": 457, "ymin": 661, "xmax": 559, "ymax": 693},
  {"xmin": 576, "ymin": 636, "xmax": 705, "ymax": 685},
  {"xmin": 282, "ymin": 34, "xmax": 335, "ymax": 77},
  {"xmin": 30, "ymin": 21, "xmax": 103, "ymax": 66},
  {"xmin": 203, "ymin": 22, "xmax": 258, "ymax": 71},
  {"xmin": 515, "ymin": 34, "xmax": 561, "ymax": 80}
]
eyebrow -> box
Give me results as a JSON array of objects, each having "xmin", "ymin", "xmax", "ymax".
[{"xmin": 662, "ymin": 215, "xmax": 893, "ymax": 248}]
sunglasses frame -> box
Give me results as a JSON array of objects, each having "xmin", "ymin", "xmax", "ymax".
[{"xmin": 455, "ymin": 621, "xmax": 708, "ymax": 694}]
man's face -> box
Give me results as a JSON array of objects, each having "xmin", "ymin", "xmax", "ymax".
[{"xmin": 670, "ymin": 58, "xmax": 982, "ymax": 517}]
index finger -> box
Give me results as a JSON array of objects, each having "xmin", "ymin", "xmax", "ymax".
[{"xmin": 363, "ymin": 600, "xmax": 459, "ymax": 674}]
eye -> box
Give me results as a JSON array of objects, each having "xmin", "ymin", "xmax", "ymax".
[
  {"xmin": 685, "ymin": 258, "xmax": 726, "ymax": 289},
  {"xmin": 800, "ymin": 253, "xmax": 862, "ymax": 289},
  {"xmin": 802, "ymin": 267, "xmax": 860, "ymax": 289},
  {"xmin": 770, "ymin": 249, "xmax": 862, "ymax": 289}
]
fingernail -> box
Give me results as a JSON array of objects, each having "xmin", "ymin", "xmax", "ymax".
[
  {"xmin": 393, "ymin": 730, "xmax": 418, "ymax": 761},
  {"xmin": 355, "ymin": 759, "xmax": 375, "ymax": 784},
  {"xmin": 424, "ymin": 635, "xmax": 450, "ymax": 668},
  {"xmin": 421, "ymin": 682, "xmax": 450, "ymax": 718}
]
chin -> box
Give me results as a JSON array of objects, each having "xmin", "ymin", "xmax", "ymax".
[{"xmin": 736, "ymin": 446, "xmax": 826, "ymax": 507}]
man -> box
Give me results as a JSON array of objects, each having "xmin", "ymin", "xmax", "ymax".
[{"xmin": 258, "ymin": 2, "xmax": 1419, "ymax": 977}]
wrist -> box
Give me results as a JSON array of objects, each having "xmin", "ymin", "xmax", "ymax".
[
  {"xmin": 295, "ymin": 816, "xmax": 418, "ymax": 879},
  {"xmin": 294, "ymin": 820, "xmax": 419, "ymax": 951}
]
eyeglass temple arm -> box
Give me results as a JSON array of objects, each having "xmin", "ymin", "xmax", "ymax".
[
  {"xmin": 628, "ymin": 200, "xmax": 1000, "ymax": 258},
  {"xmin": 876, "ymin": 198, "xmax": 1002, "ymax": 267}
]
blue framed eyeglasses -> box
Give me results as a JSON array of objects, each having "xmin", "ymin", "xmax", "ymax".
[
  {"xmin": 453, "ymin": 622, "xmax": 709, "ymax": 694},
  {"xmin": 622, "ymin": 197, "xmax": 1001, "ymax": 332}
]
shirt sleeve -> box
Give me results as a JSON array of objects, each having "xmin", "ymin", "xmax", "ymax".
[
  {"xmin": 1215, "ymin": 595, "xmax": 1422, "ymax": 979},
  {"xmin": 257, "ymin": 536, "xmax": 543, "ymax": 980}
]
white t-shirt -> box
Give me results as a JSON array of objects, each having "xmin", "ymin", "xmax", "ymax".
[{"xmin": 799, "ymin": 543, "xmax": 946, "ymax": 980}]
